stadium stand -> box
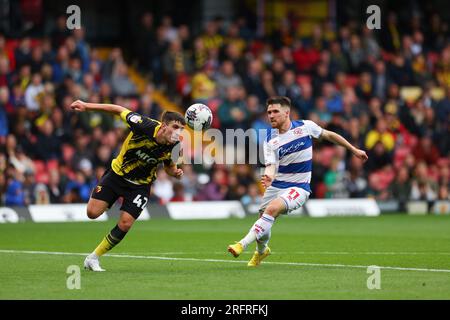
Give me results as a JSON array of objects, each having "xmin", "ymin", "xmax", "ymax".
[{"xmin": 0, "ymin": 10, "xmax": 448, "ymax": 209}]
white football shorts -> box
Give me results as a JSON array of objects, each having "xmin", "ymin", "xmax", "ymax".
[{"xmin": 259, "ymin": 186, "xmax": 310, "ymax": 215}]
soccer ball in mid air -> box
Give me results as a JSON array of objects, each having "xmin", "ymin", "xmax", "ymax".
[{"xmin": 185, "ymin": 103, "xmax": 213, "ymax": 131}]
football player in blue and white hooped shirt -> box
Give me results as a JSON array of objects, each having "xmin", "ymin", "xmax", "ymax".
[{"xmin": 228, "ymin": 96, "xmax": 368, "ymax": 266}]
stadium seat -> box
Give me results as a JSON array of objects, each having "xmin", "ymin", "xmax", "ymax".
[
  {"xmin": 32, "ymin": 160, "xmax": 46, "ymax": 174},
  {"xmin": 46, "ymin": 159, "xmax": 59, "ymax": 171},
  {"xmin": 35, "ymin": 172, "xmax": 49, "ymax": 184},
  {"xmin": 33, "ymin": 160, "xmax": 49, "ymax": 184}
]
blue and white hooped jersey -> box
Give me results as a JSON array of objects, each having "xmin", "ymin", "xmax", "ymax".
[{"xmin": 263, "ymin": 120, "xmax": 323, "ymax": 193}]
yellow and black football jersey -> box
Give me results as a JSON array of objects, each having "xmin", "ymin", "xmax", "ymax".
[{"xmin": 110, "ymin": 110, "xmax": 179, "ymax": 185}]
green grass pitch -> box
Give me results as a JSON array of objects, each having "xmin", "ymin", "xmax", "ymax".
[{"xmin": 0, "ymin": 214, "xmax": 449, "ymax": 299}]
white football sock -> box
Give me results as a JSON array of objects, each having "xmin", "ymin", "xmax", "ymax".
[
  {"xmin": 239, "ymin": 214, "xmax": 275, "ymax": 249},
  {"xmin": 256, "ymin": 229, "xmax": 271, "ymax": 254}
]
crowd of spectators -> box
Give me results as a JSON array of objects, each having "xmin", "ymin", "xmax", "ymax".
[{"xmin": 0, "ymin": 10, "xmax": 449, "ymax": 211}]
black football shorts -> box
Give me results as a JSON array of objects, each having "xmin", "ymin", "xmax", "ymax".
[{"xmin": 91, "ymin": 168, "xmax": 151, "ymax": 219}]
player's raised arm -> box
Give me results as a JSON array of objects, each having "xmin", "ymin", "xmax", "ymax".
[
  {"xmin": 320, "ymin": 129, "xmax": 368, "ymax": 162},
  {"xmin": 70, "ymin": 99, "xmax": 128, "ymax": 115}
]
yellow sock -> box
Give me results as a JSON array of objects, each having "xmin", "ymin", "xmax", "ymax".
[
  {"xmin": 93, "ymin": 225, "xmax": 127, "ymax": 257},
  {"xmin": 94, "ymin": 236, "xmax": 118, "ymax": 256}
]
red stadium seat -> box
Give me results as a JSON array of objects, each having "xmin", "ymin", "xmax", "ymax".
[
  {"xmin": 33, "ymin": 160, "xmax": 49, "ymax": 184},
  {"xmin": 46, "ymin": 159, "xmax": 59, "ymax": 171},
  {"xmin": 33, "ymin": 160, "xmax": 46, "ymax": 173},
  {"xmin": 35, "ymin": 172, "xmax": 49, "ymax": 184}
]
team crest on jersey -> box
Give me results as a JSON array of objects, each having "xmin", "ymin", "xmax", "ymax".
[
  {"xmin": 95, "ymin": 186, "xmax": 102, "ymax": 193},
  {"xmin": 293, "ymin": 128, "xmax": 303, "ymax": 135},
  {"xmin": 129, "ymin": 115, "xmax": 142, "ymax": 123}
]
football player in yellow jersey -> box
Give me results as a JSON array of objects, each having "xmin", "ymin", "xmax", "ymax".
[{"xmin": 70, "ymin": 100, "xmax": 185, "ymax": 271}]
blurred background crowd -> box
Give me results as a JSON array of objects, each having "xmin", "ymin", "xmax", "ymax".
[{"xmin": 0, "ymin": 0, "xmax": 449, "ymax": 211}]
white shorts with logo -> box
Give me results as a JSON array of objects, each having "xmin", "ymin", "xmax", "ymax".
[{"xmin": 259, "ymin": 186, "xmax": 310, "ymax": 215}]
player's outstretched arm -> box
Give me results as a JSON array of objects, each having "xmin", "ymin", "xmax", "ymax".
[
  {"xmin": 70, "ymin": 100, "xmax": 128, "ymax": 115},
  {"xmin": 320, "ymin": 129, "xmax": 368, "ymax": 162}
]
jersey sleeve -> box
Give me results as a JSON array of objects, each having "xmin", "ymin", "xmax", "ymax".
[
  {"xmin": 263, "ymin": 139, "xmax": 277, "ymax": 166},
  {"xmin": 120, "ymin": 110, "xmax": 160, "ymax": 136},
  {"xmin": 303, "ymin": 120, "xmax": 323, "ymax": 139}
]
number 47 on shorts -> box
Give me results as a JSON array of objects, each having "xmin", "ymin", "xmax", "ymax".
[{"xmin": 133, "ymin": 194, "xmax": 148, "ymax": 209}]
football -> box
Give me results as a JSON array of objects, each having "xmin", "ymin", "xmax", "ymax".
[{"xmin": 185, "ymin": 103, "xmax": 213, "ymax": 130}]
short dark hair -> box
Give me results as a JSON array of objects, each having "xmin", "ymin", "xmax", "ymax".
[
  {"xmin": 266, "ymin": 96, "xmax": 291, "ymax": 108},
  {"xmin": 161, "ymin": 111, "xmax": 186, "ymax": 125}
]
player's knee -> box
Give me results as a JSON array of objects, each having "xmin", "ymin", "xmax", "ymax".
[
  {"xmin": 118, "ymin": 218, "xmax": 134, "ymax": 231},
  {"xmin": 265, "ymin": 204, "xmax": 278, "ymax": 217},
  {"xmin": 265, "ymin": 199, "xmax": 285, "ymax": 217},
  {"xmin": 86, "ymin": 209, "xmax": 99, "ymax": 219},
  {"xmin": 86, "ymin": 204, "xmax": 102, "ymax": 219}
]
